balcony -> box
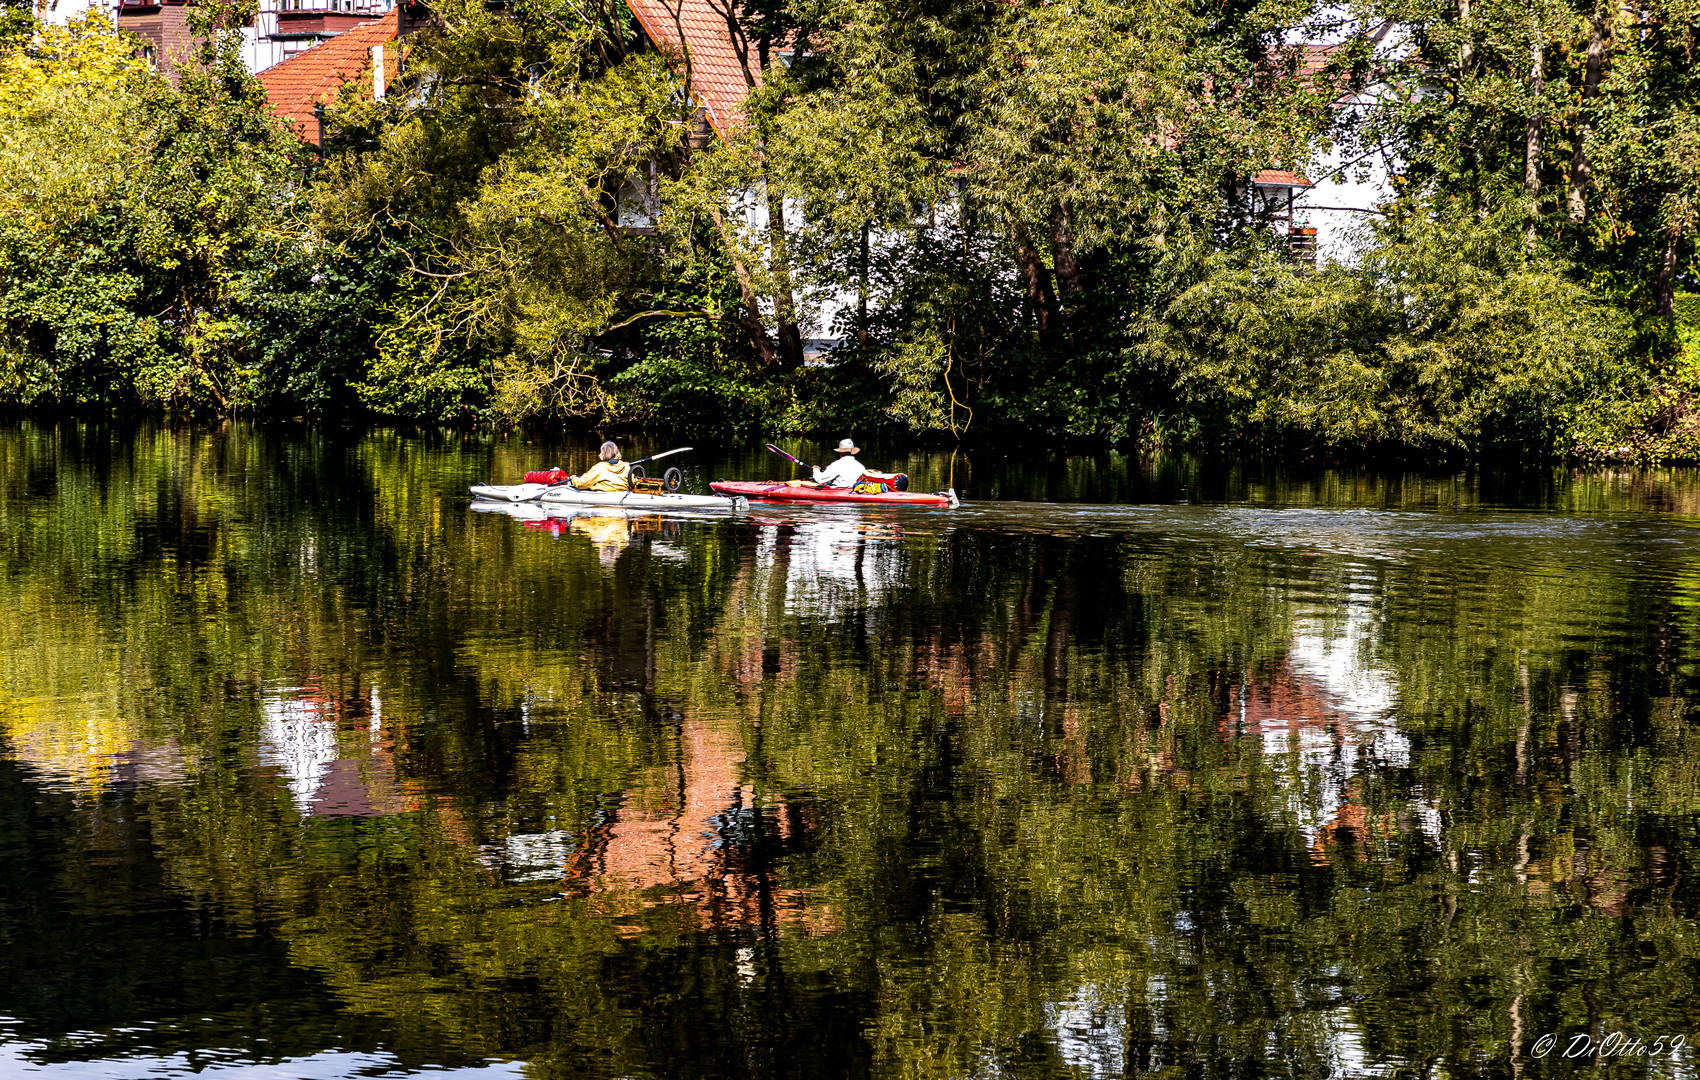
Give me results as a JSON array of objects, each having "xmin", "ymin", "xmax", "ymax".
[
  {"xmin": 1288, "ymin": 226, "xmax": 1317, "ymax": 268},
  {"xmin": 270, "ymin": 0, "xmax": 392, "ymax": 10}
]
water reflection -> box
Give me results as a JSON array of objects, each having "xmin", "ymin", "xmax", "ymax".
[
  {"xmin": 258, "ymin": 681, "xmax": 414, "ymax": 817},
  {"xmin": 747, "ymin": 512, "xmax": 917, "ymax": 620},
  {"xmin": 568, "ymin": 714, "xmax": 823, "ymax": 938},
  {"xmin": 0, "ymin": 1024, "xmax": 524, "ymax": 1079},
  {"xmin": 4, "ymin": 422, "xmax": 1700, "ymax": 1079},
  {"xmin": 1236, "ymin": 596, "xmax": 1412, "ymax": 857},
  {"xmin": 473, "ymin": 499, "xmax": 693, "ymax": 565}
]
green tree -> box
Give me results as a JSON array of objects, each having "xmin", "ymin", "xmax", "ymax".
[
  {"xmin": 728, "ymin": 0, "xmax": 1356, "ymax": 436},
  {"xmin": 313, "ymin": 0, "xmax": 707, "ymax": 423},
  {"xmin": 1347, "ymin": 0, "xmax": 1698, "ymax": 317},
  {"xmin": 0, "ymin": 3, "xmax": 312, "ymax": 414},
  {"xmin": 1131, "ymin": 201, "xmax": 1639, "ymax": 453}
]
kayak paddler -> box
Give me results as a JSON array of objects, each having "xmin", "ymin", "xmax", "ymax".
[
  {"xmin": 569, "ymin": 441, "xmax": 632, "ymax": 491},
  {"xmin": 787, "ymin": 438, "xmax": 865, "ymax": 489}
]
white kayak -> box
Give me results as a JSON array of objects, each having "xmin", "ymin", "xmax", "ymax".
[
  {"xmin": 469, "ymin": 483, "xmax": 748, "ymax": 513},
  {"xmin": 469, "ymin": 482, "xmax": 556, "ymax": 503}
]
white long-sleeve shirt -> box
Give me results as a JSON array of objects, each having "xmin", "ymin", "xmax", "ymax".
[{"xmin": 812, "ymin": 455, "xmax": 866, "ymax": 488}]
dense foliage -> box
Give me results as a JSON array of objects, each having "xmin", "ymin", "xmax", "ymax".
[
  {"xmin": 0, "ymin": 0, "xmax": 1695, "ymax": 455},
  {"xmin": 0, "ymin": 6, "xmax": 330, "ymax": 412}
]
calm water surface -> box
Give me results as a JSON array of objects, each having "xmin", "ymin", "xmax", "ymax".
[{"xmin": 3, "ymin": 422, "xmax": 1700, "ymax": 1079}]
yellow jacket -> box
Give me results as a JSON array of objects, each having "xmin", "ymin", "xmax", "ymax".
[{"xmin": 570, "ymin": 459, "xmax": 632, "ymax": 492}]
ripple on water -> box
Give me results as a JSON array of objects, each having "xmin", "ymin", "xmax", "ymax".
[{"xmin": 0, "ymin": 1035, "xmax": 523, "ymax": 1078}]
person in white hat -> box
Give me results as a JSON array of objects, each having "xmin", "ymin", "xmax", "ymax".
[{"xmin": 806, "ymin": 438, "xmax": 866, "ymax": 489}]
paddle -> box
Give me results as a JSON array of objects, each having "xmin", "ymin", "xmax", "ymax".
[
  {"xmin": 764, "ymin": 443, "xmax": 817, "ymax": 475},
  {"xmin": 627, "ymin": 446, "xmax": 693, "ymax": 468}
]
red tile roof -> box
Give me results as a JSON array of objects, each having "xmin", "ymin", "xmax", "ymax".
[
  {"xmin": 1253, "ymin": 169, "xmax": 1314, "ymax": 188},
  {"xmin": 258, "ymin": 10, "xmax": 399, "ymax": 144},
  {"xmin": 624, "ymin": 0, "xmax": 758, "ymax": 137}
]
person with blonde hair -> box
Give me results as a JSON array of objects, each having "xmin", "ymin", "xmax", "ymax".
[{"xmin": 569, "ymin": 441, "xmax": 632, "ymax": 492}]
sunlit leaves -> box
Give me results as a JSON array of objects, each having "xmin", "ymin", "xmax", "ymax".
[{"xmin": 1138, "ymin": 203, "xmax": 1636, "ymax": 451}]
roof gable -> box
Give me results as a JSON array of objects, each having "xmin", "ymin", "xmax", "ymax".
[
  {"xmin": 624, "ymin": 0, "xmax": 758, "ymax": 137},
  {"xmin": 258, "ymin": 9, "xmax": 399, "ymax": 144}
]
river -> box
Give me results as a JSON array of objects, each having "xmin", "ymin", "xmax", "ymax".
[{"xmin": 2, "ymin": 421, "xmax": 1698, "ymax": 1078}]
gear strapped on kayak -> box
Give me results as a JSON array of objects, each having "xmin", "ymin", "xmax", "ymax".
[{"xmin": 711, "ymin": 480, "xmax": 959, "ymax": 508}]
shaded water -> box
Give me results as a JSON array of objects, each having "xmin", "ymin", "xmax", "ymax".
[{"xmin": 3, "ymin": 422, "xmax": 1700, "ymax": 1079}]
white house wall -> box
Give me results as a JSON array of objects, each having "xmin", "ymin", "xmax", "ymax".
[
  {"xmin": 243, "ymin": 19, "xmax": 290, "ymax": 75},
  {"xmin": 1294, "ymin": 87, "xmax": 1398, "ymax": 265},
  {"xmin": 35, "ymin": 0, "xmax": 106, "ymax": 26}
]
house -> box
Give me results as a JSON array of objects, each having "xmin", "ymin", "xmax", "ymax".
[
  {"xmin": 1251, "ymin": 168, "xmax": 1318, "ymax": 265},
  {"xmin": 115, "ymin": 0, "xmax": 399, "ymax": 79},
  {"xmin": 37, "ymin": 0, "xmax": 110, "ymax": 27},
  {"xmin": 256, "ymin": 7, "xmax": 410, "ymax": 145},
  {"xmin": 251, "ymin": 0, "xmax": 400, "ymax": 70},
  {"xmin": 253, "ymin": 0, "xmax": 741, "ymax": 151},
  {"xmin": 252, "ymin": 0, "xmax": 1388, "ymax": 358},
  {"xmin": 113, "ymin": 0, "xmax": 196, "ymax": 74},
  {"xmin": 1287, "ymin": 29, "xmax": 1403, "ymax": 264},
  {"xmin": 624, "ymin": 0, "xmax": 757, "ymax": 139}
]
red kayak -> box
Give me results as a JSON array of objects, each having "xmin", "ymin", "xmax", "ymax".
[{"xmin": 710, "ymin": 481, "xmax": 960, "ymax": 508}]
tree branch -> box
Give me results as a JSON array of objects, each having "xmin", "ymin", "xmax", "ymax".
[{"xmin": 594, "ymin": 308, "xmax": 736, "ymax": 334}]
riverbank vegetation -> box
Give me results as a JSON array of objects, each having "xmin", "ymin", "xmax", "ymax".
[{"xmin": 0, "ymin": 0, "xmax": 1696, "ymax": 458}]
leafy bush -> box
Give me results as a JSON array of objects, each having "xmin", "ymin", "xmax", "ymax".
[{"xmin": 1133, "ymin": 203, "xmax": 1640, "ymax": 455}]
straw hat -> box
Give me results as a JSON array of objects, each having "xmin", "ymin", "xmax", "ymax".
[{"xmin": 834, "ymin": 438, "xmax": 860, "ymax": 454}]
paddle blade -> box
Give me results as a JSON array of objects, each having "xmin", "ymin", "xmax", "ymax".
[{"xmin": 765, "ymin": 443, "xmax": 808, "ymax": 469}]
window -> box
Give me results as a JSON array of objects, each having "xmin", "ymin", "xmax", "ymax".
[{"xmin": 616, "ymin": 162, "xmax": 662, "ymax": 232}]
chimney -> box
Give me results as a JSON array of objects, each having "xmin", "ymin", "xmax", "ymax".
[{"xmin": 372, "ymin": 43, "xmax": 386, "ymax": 100}]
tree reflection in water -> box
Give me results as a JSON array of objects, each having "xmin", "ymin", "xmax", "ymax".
[{"xmin": 1, "ymin": 422, "xmax": 1698, "ymax": 1079}]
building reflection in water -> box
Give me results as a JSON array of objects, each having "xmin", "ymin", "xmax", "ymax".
[
  {"xmin": 750, "ymin": 514, "xmax": 911, "ymax": 621},
  {"xmin": 565, "ymin": 714, "xmax": 826, "ymax": 937},
  {"xmin": 257, "ymin": 679, "xmax": 416, "ymax": 817},
  {"xmin": 1230, "ymin": 597, "xmax": 1411, "ymax": 863}
]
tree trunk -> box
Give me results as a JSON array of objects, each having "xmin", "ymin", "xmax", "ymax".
[
  {"xmin": 1524, "ymin": 25, "xmax": 1544, "ymax": 252},
  {"xmin": 1050, "ymin": 199, "xmax": 1084, "ymax": 301},
  {"xmin": 1456, "ymin": 0, "xmax": 1476, "ymax": 180},
  {"xmin": 1012, "ymin": 222, "xmax": 1056, "ymax": 342},
  {"xmin": 766, "ymin": 181, "xmax": 805, "ymax": 370},
  {"xmin": 1654, "ymin": 227, "xmax": 1680, "ymax": 319},
  {"xmin": 1567, "ymin": 7, "xmax": 1606, "ymax": 224},
  {"xmin": 857, "ymin": 222, "xmax": 869, "ymax": 349},
  {"xmin": 1457, "ymin": 0, "xmax": 1472, "ymax": 77},
  {"xmin": 708, "ymin": 204, "xmax": 779, "ymax": 366}
]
